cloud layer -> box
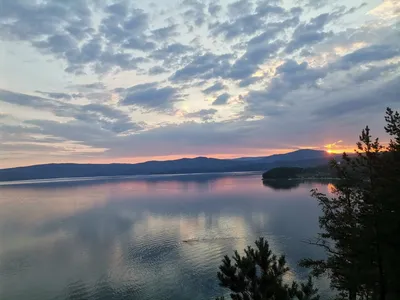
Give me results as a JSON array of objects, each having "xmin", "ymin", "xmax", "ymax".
[{"xmin": 0, "ymin": 0, "xmax": 399, "ymax": 167}]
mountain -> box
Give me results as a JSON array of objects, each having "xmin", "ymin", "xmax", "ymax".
[
  {"xmin": 233, "ymin": 149, "xmax": 329, "ymax": 163},
  {"xmin": 0, "ymin": 149, "xmax": 337, "ymax": 182}
]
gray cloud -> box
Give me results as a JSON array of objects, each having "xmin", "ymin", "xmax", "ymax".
[
  {"xmin": 74, "ymin": 103, "xmax": 143, "ymax": 134},
  {"xmin": 286, "ymin": 4, "xmax": 368, "ymax": 54},
  {"xmin": 209, "ymin": 14, "xmax": 264, "ymax": 41},
  {"xmin": 0, "ymin": 89, "xmax": 141, "ymax": 134},
  {"xmin": 119, "ymin": 83, "xmax": 182, "ymax": 112},
  {"xmin": 209, "ymin": 2, "xmax": 286, "ymax": 41},
  {"xmin": 148, "ymin": 66, "xmax": 168, "ymax": 75},
  {"xmin": 69, "ymin": 82, "xmax": 107, "ymax": 91},
  {"xmin": 104, "ymin": 2, "xmax": 128, "ymax": 17},
  {"xmin": 227, "ymin": 0, "xmax": 253, "ymax": 18},
  {"xmin": 220, "ymin": 17, "xmax": 298, "ymax": 83},
  {"xmin": 1, "ymin": 0, "xmax": 399, "ymax": 165},
  {"xmin": 238, "ymin": 76, "xmax": 263, "ymax": 87},
  {"xmin": 336, "ymin": 44, "xmax": 400, "ymax": 70},
  {"xmin": 0, "ymin": 0, "xmax": 92, "ymax": 41},
  {"xmin": 255, "ymin": 1, "xmax": 286, "ymax": 16},
  {"xmin": 93, "ymin": 51, "xmax": 147, "ymax": 75},
  {"xmin": 35, "ymin": 91, "xmax": 83, "ymax": 100},
  {"xmin": 313, "ymin": 76, "xmax": 400, "ymax": 118},
  {"xmin": 170, "ymin": 53, "xmax": 232, "ymax": 82},
  {"xmin": 182, "ymin": 0, "xmax": 207, "ymax": 28},
  {"xmin": 352, "ymin": 63, "xmax": 400, "ymax": 84},
  {"xmin": 228, "ymin": 39, "xmax": 284, "ymax": 80},
  {"xmin": 151, "ymin": 24, "xmax": 179, "ymax": 41},
  {"xmin": 185, "ymin": 109, "xmax": 218, "ymax": 121},
  {"xmin": 244, "ymin": 39, "xmax": 399, "ymax": 117},
  {"xmin": 212, "ymin": 93, "xmax": 230, "ymax": 105},
  {"xmin": 24, "ymin": 119, "xmax": 114, "ymax": 145},
  {"xmin": 122, "ymin": 37, "xmax": 155, "ymax": 51},
  {"xmin": 244, "ymin": 60, "xmax": 327, "ymax": 114},
  {"xmin": 0, "ymin": 0, "xmax": 153, "ymax": 75},
  {"xmin": 150, "ymin": 43, "xmax": 195, "ymax": 68},
  {"xmin": 285, "ymin": 12, "xmax": 334, "ymax": 53},
  {"xmin": 303, "ymin": 0, "xmax": 330, "ymax": 9},
  {"xmin": 202, "ymin": 82, "xmax": 226, "ymax": 94},
  {"xmin": 0, "ymin": 89, "xmax": 57, "ymax": 110},
  {"xmin": 208, "ymin": 2, "xmax": 222, "ymax": 17}
]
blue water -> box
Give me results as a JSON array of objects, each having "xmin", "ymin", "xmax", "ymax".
[{"xmin": 0, "ymin": 173, "xmax": 330, "ymax": 299}]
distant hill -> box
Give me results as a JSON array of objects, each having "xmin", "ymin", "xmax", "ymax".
[
  {"xmin": 234, "ymin": 149, "xmax": 329, "ymax": 163},
  {"xmin": 0, "ymin": 149, "xmax": 338, "ymax": 182}
]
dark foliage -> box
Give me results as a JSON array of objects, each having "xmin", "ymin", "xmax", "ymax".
[
  {"xmin": 262, "ymin": 167, "xmax": 304, "ymax": 179},
  {"xmin": 262, "ymin": 165, "xmax": 336, "ymax": 180},
  {"xmin": 300, "ymin": 108, "xmax": 400, "ymax": 300},
  {"xmin": 216, "ymin": 237, "xmax": 320, "ymax": 300}
]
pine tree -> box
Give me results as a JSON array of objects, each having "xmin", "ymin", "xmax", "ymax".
[
  {"xmin": 301, "ymin": 108, "xmax": 400, "ymax": 300},
  {"xmin": 216, "ymin": 237, "xmax": 320, "ymax": 300}
]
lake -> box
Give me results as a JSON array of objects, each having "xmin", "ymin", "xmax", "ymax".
[{"xmin": 0, "ymin": 173, "xmax": 331, "ymax": 299}]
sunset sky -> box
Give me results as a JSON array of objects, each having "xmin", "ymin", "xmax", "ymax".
[{"xmin": 0, "ymin": 0, "xmax": 399, "ymax": 168}]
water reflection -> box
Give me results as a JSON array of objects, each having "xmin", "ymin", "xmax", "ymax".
[
  {"xmin": 0, "ymin": 173, "xmax": 329, "ymax": 300},
  {"xmin": 262, "ymin": 180, "xmax": 301, "ymax": 190}
]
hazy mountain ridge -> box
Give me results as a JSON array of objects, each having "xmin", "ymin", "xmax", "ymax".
[{"xmin": 0, "ymin": 150, "xmax": 337, "ymax": 182}]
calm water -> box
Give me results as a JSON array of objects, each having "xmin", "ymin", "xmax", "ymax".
[{"xmin": 0, "ymin": 173, "xmax": 330, "ymax": 300}]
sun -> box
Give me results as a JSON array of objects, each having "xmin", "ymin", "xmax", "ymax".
[{"xmin": 327, "ymin": 149, "xmax": 333, "ymax": 154}]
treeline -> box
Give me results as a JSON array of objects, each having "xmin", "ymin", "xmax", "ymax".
[
  {"xmin": 215, "ymin": 108, "xmax": 400, "ymax": 300},
  {"xmin": 262, "ymin": 165, "xmax": 335, "ymax": 180}
]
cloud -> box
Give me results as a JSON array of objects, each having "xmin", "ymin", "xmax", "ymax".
[
  {"xmin": 202, "ymin": 82, "xmax": 226, "ymax": 94},
  {"xmin": 204, "ymin": 17, "xmax": 298, "ymax": 83},
  {"xmin": 150, "ymin": 43, "xmax": 195, "ymax": 68},
  {"xmin": 122, "ymin": 37, "xmax": 155, "ymax": 51},
  {"xmin": 238, "ymin": 76, "xmax": 263, "ymax": 87},
  {"xmin": 151, "ymin": 24, "xmax": 179, "ymax": 41},
  {"xmin": 0, "ymin": 89, "xmax": 141, "ymax": 134},
  {"xmin": 170, "ymin": 52, "xmax": 232, "ymax": 82},
  {"xmin": 285, "ymin": 12, "xmax": 334, "ymax": 53},
  {"xmin": 119, "ymin": 83, "xmax": 182, "ymax": 112},
  {"xmin": 209, "ymin": 3, "xmax": 286, "ymax": 41},
  {"xmin": 148, "ymin": 66, "xmax": 168, "ymax": 75},
  {"xmin": 75, "ymin": 103, "xmax": 144, "ymax": 134},
  {"xmin": 182, "ymin": 0, "xmax": 207, "ymax": 28},
  {"xmin": 0, "ymin": 89, "xmax": 57, "ymax": 110},
  {"xmin": 228, "ymin": 39, "xmax": 284, "ymax": 80},
  {"xmin": 335, "ymin": 44, "xmax": 400, "ymax": 70},
  {"xmin": 286, "ymin": 4, "xmax": 369, "ymax": 54},
  {"xmin": 208, "ymin": 2, "xmax": 222, "ymax": 17},
  {"xmin": 212, "ymin": 93, "xmax": 230, "ymax": 105},
  {"xmin": 35, "ymin": 91, "xmax": 83, "ymax": 100},
  {"xmin": 352, "ymin": 63, "xmax": 400, "ymax": 84},
  {"xmin": 1, "ymin": 0, "xmax": 399, "ymax": 167},
  {"xmin": 313, "ymin": 76, "xmax": 400, "ymax": 118},
  {"xmin": 24, "ymin": 119, "xmax": 114, "ymax": 144},
  {"xmin": 227, "ymin": 0, "xmax": 253, "ymax": 18},
  {"xmin": 68, "ymin": 82, "xmax": 107, "ymax": 91},
  {"xmin": 185, "ymin": 109, "xmax": 218, "ymax": 121},
  {"xmin": 0, "ymin": 0, "xmax": 154, "ymax": 75},
  {"xmin": 302, "ymin": 0, "xmax": 330, "ymax": 9},
  {"xmin": 0, "ymin": 1, "xmax": 92, "ymax": 41},
  {"xmin": 245, "ymin": 59, "xmax": 327, "ymax": 108}
]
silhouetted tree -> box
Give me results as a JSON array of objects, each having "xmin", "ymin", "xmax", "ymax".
[
  {"xmin": 216, "ymin": 237, "xmax": 320, "ymax": 300},
  {"xmin": 301, "ymin": 108, "xmax": 400, "ymax": 300}
]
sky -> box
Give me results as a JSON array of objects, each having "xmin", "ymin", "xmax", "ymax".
[{"xmin": 0, "ymin": 0, "xmax": 399, "ymax": 168}]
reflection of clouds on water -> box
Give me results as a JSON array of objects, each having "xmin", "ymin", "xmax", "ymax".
[{"xmin": 0, "ymin": 174, "xmax": 329, "ymax": 300}]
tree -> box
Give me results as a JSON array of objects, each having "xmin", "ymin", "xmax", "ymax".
[
  {"xmin": 300, "ymin": 108, "xmax": 400, "ymax": 300},
  {"xmin": 216, "ymin": 237, "xmax": 320, "ymax": 300}
]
